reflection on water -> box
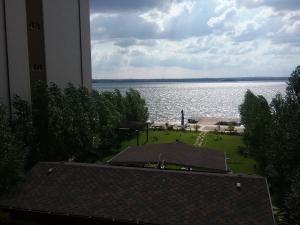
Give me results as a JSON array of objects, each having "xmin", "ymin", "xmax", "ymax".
[{"xmin": 93, "ymin": 82, "xmax": 286, "ymax": 122}]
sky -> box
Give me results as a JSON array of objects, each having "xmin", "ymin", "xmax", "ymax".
[{"xmin": 90, "ymin": 0, "xmax": 300, "ymax": 79}]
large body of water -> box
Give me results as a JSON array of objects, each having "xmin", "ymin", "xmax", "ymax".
[{"xmin": 93, "ymin": 81, "xmax": 287, "ymax": 123}]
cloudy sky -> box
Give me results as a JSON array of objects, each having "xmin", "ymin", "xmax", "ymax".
[{"xmin": 90, "ymin": 0, "xmax": 300, "ymax": 79}]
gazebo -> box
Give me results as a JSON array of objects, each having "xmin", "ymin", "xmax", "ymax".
[{"xmin": 109, "ymin": 142, "xmax": 227, "ymax": 173}]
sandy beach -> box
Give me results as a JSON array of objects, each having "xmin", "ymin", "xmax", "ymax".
[{"xmin": 150, "ymin": 117, "xmax": 244, "ymax": 133}]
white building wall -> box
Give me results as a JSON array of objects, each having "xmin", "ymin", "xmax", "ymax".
[
  {"xmin": 0, "ymin": 0, "xmax": 91, "ymax": 107},
  {"xmin": 3, "ymin": 0, "xmax": 31, "ymax": 103},
  {"xmin": 0, "ymin": 0, "xmax": 9, "ymax": 106},
  {"xmin": 79, "ymin": 0, "xmax": 92, "ymax": 89},
  {"xmin": 43, "ymin": 0, "xmax": 92, "ymax": 89}
]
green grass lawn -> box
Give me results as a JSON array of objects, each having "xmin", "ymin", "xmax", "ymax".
[
  {"xmin": 145, "ymin": 130, "xmax": 198, "ymax": 145},
  {"xmin": 203, "ymin": 133, "xmax": 257, "ymax": 174},
  {"xmin": 101, "ymin": 130, "xmax": 198, "ymax": 162},
  {"xmin": 101, "ymin": 130, "xmax": 257, "ymax": 175}
]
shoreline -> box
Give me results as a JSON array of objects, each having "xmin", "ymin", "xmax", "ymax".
[{"xmin": 149, "ymin": 117, "xmax": 244, "ymax": 133}]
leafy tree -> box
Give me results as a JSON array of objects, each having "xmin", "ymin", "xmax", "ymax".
[
  {"xmin": 125, "ymin": 88, "xmax": 149, "ymax": 122},
  {"xmin": 62, "ymin": 84, "xmax": 95, "ymax": 161},
  {"xmin": 0, "ymin": 80, "xmax": 149, "ymax": 189},
  {"xmin": 47, "ymin": 83, "xmax": 68, "ymax": 160},
  {"xmin": 0, "ymin": 104, "xmax": 26, "ymax": 194},
  {"xmin": 0, "ymin": 81, "xmax": 149, "ymax": 197},
  {"xmin": 114, "ymin": 89, "xmax": 127, "ymax": 123},
  {"xmin": 10, "ymin": 96, "xmax": 35, "ymax": 170},
  {"xmin": 240, "ymin": 65, "xmax": 300, "ymax": 221},
  {"xmin": 267, "ymin": 67, "xmax": 300, "ymax": 205},
  {"xmin": 7, "ymin": 83, "xmax": 148, "ymax": 166},
  {"xmin": 286, "ymin": 65, "xmax": 300, "ymax": 103},
  {"xmin": 239, "ymin": 90, "xmax": 272, "ymax": 169},
  {"xmin": 285, "ymin": 168, "xmax": 300, "ymax": 225},
  {"xmin": 31, "ymin": 81, "xmax": 49, "ymax": 165}
]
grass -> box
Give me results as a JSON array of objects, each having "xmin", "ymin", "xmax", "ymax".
[
  {"xmin": 101, "ymin": 130, "xmax": 198, "ymax": 162},
  {"xmin": 146, "ymin": 130, "xmax": 197, "ymax": 145},
  {"xmin": 101, "ymin": 130, "xmax": 258, "ymax": 175},
  {"xmin": 203, "ymin": 133, "xmax": 257, "ymax": 174}
]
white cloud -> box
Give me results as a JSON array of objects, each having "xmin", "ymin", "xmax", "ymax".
[
  {"xmin": 234, "ymin": 0, "xmax": 300, "ymax": 11},
  {"xmin": 140, "ymin": 1, "xmax": 195, "ymax": 31},
  {"xmin": 90, "ymin": 0, "xmax": 300, "ymax": 79},
  {"xmin": 233, "ymin": 8, "xmax": 277, "ymax": 38},
  {"xmin": 207, "ymin": 7, "xmax": 236, "ymax": 27},
  {"xmin": 279, "ymin": 11, "xmax": 300, "ymax": 34}
]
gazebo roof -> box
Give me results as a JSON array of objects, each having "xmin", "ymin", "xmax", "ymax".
[{"xmin": 109, "ymin": 142, "xmax": 227, "ymax": 172}]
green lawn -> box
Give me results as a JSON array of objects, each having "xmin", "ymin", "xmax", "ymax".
[
  {"xmin": 145, "ymin": 130, "xmax": 198, "ymax": 145},
  {"xmin": 101, "ymin": 130, "xmax": 198, "ymax": 162},
  {"xmin": 203, "ymin": 133, "xmax": 257, "ymax": 174},
  {"xmin": 101, "ymin": 130, "xmax": 258, "ymax": 175}
]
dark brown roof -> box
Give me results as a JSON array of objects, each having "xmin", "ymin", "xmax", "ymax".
[
  {"xmin": 0, "ymin": 162, "xmax": 274, "ymax": 225},
  {"xmin": 109, "ymin": 142, "xmax": 227, "ymax": 172}
]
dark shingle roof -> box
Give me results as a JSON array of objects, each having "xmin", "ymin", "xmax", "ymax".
[
  {"xmin": 109, "ymin": 142, "xmax": 227, "ymax": 172},
  {"xmin": 0, "ymin": 162, "xmax": 274, "ymax": 225}
]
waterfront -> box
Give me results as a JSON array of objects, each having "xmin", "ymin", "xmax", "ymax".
[{"xmin": 93, "ymin": 81, "xmax": 287, "ymax": 123}]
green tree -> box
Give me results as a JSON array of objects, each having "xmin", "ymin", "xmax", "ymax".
[
  {"xmin": 11, "ymin": 96, "xmax": 35, "ymax": 170},
  {"xmin": 285, "ymin": 168, "xmax": 300, "ymax": 225},
  {"xmin": 1, "ymin": 83, "xmax": 149, "ymax": 171},
  {"xmin": 240, "ymin": 65, "xmax": 300, "ymax": 220},
  {"xmin": 31, "ymin": 81, "xmax": 49, "ymax": 164},
  {"xmin": 125, "ymin": 88, "xmax": 149, "ymax": 122},
  {"xmin": 239, "ymin": 90, "xmax": 272, "ymax": 169},
  {"xmin": 0, "ymin": 104, "xmax": 26, "ymax": 194},
  {"xmin": 267, "ymin": 66, "xmax": 300, "ymax": 205},
  {"xmin": 286, "ymin": 65, "xmax": 300, "ymax": 103}
]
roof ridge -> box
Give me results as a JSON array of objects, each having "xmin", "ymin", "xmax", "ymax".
[
  {"xmin": 129, "ymin": 142, "xmax": 225, "ymax": 153},
  {"xmin": 37, "ymin": 161, "xmax": 265, "ymax": 179}
]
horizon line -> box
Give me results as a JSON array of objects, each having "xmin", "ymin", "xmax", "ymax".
[{"xmin": 92, "ymin": 76, "xmax": 289, "ymax": 83}]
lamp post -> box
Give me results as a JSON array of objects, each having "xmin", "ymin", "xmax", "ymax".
[
  {"xmin": 136, "ymin": 130, "xmax": 139, "ymax": 146},
  {"xmin": 146, "ymin": 120, "xmax": 151, "ymax": 143},
  {"xmin": 181, "ymin": 109, "xmax": 184, "ymax": 127}
]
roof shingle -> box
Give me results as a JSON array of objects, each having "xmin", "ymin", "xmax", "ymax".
[
  {"xmin": 0, "ymin": 162, "xmax": 275, "ymax": 225},
  {"xmin": 109, "ymin": 142, "xmax": 227, "ymax": 172}
]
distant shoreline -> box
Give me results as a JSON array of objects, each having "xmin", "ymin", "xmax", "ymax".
[{"xmin": 93, "ymin": 77, "xmax": 288, "ymax": 83}]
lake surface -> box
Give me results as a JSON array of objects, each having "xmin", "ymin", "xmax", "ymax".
[{"xmin": 93, "ymin": 81, "xmax": 287, "ymax": 123}]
